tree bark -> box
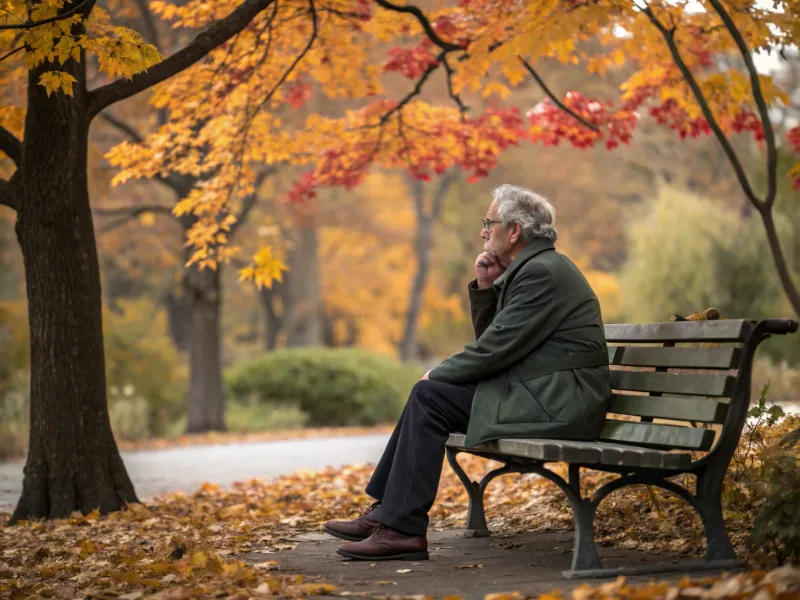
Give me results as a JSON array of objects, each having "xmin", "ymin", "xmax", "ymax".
[
  {"xmin": 399, "ymin": 171, "xmax": 457, "ymax": 362},
  {"xmin": 164, "ymin": 290, "xmax": 189, "ymax": 351},
  {"xmin": 258, "ymin": 278, "xmax": 284, "ymax": 351},
  {"xmin": 284, "ymin": 224, "xmax": 323, "ymax": 347},
  {"xmin": 400, "ymin": 213, "xmax": 433, "ymax": 361},
  {"xmin": 184, "ymin": 260, "xmax": 226, "ymax": 432},
  {"xmin": 11, "ymin": 54, "xmax": 137, "ymax": 523}
]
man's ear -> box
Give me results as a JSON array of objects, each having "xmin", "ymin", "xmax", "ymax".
[{"xmin": 511, "ymin": 223, "xmax": 521, "ymax": 244}]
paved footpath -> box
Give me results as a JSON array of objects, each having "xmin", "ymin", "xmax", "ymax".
[
  {"xmin": 0, "ymin": 433, "xmax": 390, "ymax": 510},
  {"xmin": 239, "ymin": 530, "xmax": 706, "ymax": 598}
]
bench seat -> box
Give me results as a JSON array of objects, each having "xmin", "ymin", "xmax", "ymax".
[{"xmin": 446, "ymin": 433, "xmax": 692, "ymax": 470}]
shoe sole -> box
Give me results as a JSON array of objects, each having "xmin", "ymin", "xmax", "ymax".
[
  {"xmin": 336, "ymin": 549, "xmax": 430, "ymax": 561},
  {"xmin": 323, "ymin": 525, "xmax": 369, "ymax": 542}
]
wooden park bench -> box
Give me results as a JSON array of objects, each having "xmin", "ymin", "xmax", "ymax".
[{"xmin": 445, "ymin": 318, "xmax": 798, "ymax": 579}]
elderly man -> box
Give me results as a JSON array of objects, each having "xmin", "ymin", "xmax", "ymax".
[{"xmin": 324, "ymin": 184, "xmax": 611, "ymax": 561}]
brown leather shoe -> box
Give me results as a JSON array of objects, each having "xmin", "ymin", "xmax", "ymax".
[
  {"xmin": 323, "ymin": 503, "xmax": 382, "ymax": 541},
  {"xmin": 336, "ymin": 525, "xmax": 429, "ymax": 561}
]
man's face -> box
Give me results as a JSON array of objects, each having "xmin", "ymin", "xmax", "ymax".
[{"xmin": 482, "ymin": 200, "xmax": 515, "ymax": 261}]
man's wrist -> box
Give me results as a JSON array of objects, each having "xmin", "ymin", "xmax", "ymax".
[{"xmin": 476, "ymin": 278, "xmax": 494, "ymax": 290}]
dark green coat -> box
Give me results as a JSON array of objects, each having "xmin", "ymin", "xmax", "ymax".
[{"xmin": 428, "ymin": 238, "xmax": 611, "ymax": 448}]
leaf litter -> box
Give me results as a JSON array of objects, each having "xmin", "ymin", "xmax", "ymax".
[{"xmin": 0, "ymin": 449, "xmax": 797, "ymax": 598}]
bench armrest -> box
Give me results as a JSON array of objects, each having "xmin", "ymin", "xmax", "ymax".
[{"xmin": 759, "ymin": 319, "xmax": 799, "ymax": 336}]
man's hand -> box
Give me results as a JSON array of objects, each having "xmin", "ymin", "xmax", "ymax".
[{"xmin": 475, "ymin": 252, "xmax": 506, "ymax": 289}]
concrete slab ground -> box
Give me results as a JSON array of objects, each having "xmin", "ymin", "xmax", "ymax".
[{"xmin": 237, "ymin": 530, "xmax": 735, "ymax": 599}]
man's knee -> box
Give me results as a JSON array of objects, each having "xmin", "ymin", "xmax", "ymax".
[{"xmin": 410, "ymin": 379, "xmax": 438, "ymax": 401}]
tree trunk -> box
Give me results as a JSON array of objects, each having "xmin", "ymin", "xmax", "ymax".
[
  {"xmin": 400, "ymin": 215, "xmax": 434, "ymax": 361},
  {"xmin": 164, "ymin": 290, "xmax": 189, "ymax": 351},
  {"xmin": 11, "ymin": 58, "xmax": 138, "ymax": 523},
  {"xmin": 258, "ymin": 278, "xmax": 284, "ymax": 351},
  {"xmin": 184, "ymin": 261, "xmax": 226, "ymax": 432},
  {"xmin": 284, "ymin": 224, "xmax": 323, "ymax": 347},
  {"xmin": 399, "ymin": 171, "xmax": 457, "ymax": 362}
]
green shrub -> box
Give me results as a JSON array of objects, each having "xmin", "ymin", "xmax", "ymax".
[
  {"xmin": 225, "ymin": 401, "xmax": 310, "ymax": 433},
  {"xmin": 225, "ymin": 347, "xmax": 420, "ymax": 426},
  {"xmin": 619, "ymin": 185, "xmax": 800, "ymax": 364}
]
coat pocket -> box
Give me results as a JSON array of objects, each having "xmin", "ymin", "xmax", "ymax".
[{"xmin": 496, "ymin": 376, "xmax": 556, "ymax": 425}]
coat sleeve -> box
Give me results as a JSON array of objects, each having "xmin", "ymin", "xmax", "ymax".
[
  {"xmin": 428, "ymin": 263, "xmax": 558, "ymax": 385},
  {"xmin": 468, "ymin": 279, "xmax": 498, "ymax": 340}
]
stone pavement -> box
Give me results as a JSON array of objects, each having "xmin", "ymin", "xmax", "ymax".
[{"xmin": 238, "ymin": 529, "xmax": 728, "ymax": 599}]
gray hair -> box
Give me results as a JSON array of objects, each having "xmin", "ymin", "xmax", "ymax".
[{"xmin": 494, "ymin": 184, "xmax": 558, "ymax": 243}]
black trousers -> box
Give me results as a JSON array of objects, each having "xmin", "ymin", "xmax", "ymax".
[{"xmin": 365, "ymin": 379, "xmax": 478, "ymax": 536}]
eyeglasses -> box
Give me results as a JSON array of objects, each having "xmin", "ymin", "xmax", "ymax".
[{"xmin": 482, "ymin": 218, "xmax": 502, "ymax": 232}]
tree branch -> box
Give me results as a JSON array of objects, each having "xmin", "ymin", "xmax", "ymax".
[
  {"xmin": 94, "ymin": 204, "xmax": 173, "ymax": 218},
  {"xmin": 228, "ymin": 166, "xmax": 277, "ymax": 239},
  {"xmin": 442, "ymin": 54, "xmax": 467, "ymax": 115},
  {"xmin": 380, "ymin": 51, "xmax": 444, "ymax": 126},
  {"xmin": 133, "ymin": 0, "xmax": 162, "ymax": 50},
  {"xmin": 641, "ymin": 5, "xmax": 763, "ymax": 210},
  {"xmin": 0, "ymin": 0, "xmax": 93, "ymax": 30},
  {"xmin": 94, "ymin": 204, "xmax": 174, "ymax": 234},
  {"xmin": 373, "ymin": 0, "xmax": 462, "ymax": 52},
  {"xmin": 432, "ymin": 168, "xmax": 458, "ymax": 219},
  {"xmin": 0, "ymin": 124, "xmax": 22, "ymax": 166},
  {"xmin": 707, "ymin": 0, "xmax": 777, "ymax": 207},
  {"xmin": 99, "ymin": 111, "xmax": 145, "ymax": 143},
  {"xmin": 0, "ymin": 176, "xmax": 17, "ymax": 211},
  {"xmin": 97, "ymin": 111, "xmax": 200, "ymax": 196},
  {"xmin": 0, "ymin": 45, "xmax": 23, "ymax": 64},
  {"xmin": 518, "ymin": 56, "xmax": 599, "ymax": 133},
  {"xmin": 87, "ymin": 0, "xmax": 276, "ymax": 118}
]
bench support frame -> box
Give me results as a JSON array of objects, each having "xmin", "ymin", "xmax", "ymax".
[{"xmin": 443, "ymin": 320, "xmax": 797, "ymax": 579}]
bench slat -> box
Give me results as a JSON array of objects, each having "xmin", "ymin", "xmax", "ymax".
[
  {"xmin": 608, "ymin": 346, "xmax": 740, "ymax": 370},
  {"xmin": 610, "ymin": 370, "xmax": 735, "ymax": 397},
  {"xmin": 605, "ymin": 320, "xmax": 750, "ymax": 343},
  {"xmin": 608, "ymin": 394, "xmax": 729, "ymax": 423},
  {"xmin": 600, "ymin": 420, "xmax": 716, "ymax": 450},
  {"xmin": 445, "ymin": 434, "xmax": 692, "ymax": 470}
]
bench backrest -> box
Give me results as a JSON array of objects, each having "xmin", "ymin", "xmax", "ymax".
[{"xmin": 601, "ymin": 319, "xmax": 795, "ymax": 459}]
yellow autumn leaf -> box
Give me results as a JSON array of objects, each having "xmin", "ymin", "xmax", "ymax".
[
  {"xmin": 138, "ymin": 213, "xmax": 156, "ymax": 227},
  {"xmin": 38, "ymin": 71, "xmax": 77, "ymax": 97},
  {"xmin": 190, "ymin": 551, "xmax": 208, "ymax": 568},
  {"xmin": 481, "ymin": 81, "xmax": 512, "ymax": 99}
]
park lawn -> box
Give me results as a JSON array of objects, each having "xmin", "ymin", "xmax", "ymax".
[{"xmin": 0, "ymin": 444, "xmax": 797, "ymax": 599}]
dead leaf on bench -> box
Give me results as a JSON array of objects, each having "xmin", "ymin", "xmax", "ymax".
[
  {"xmin": 396, "ymin": 568, "xmax": 412, "ymax": 573},
  {"xmin": 453, "ymin": 563, "xmax": 484, "ymax": 569},
  {"xmin": 377, "ymin": 580, "xmax": 398, "ymax": 585}
]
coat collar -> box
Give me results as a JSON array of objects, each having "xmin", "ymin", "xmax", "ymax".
[{"xmin": 492, "ymin": 238, "xmax": 555, "ymax": 289}]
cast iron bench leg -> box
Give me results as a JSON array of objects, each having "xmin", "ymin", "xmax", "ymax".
[{"xmin": 697, "ymin": 471, "xmax": 736, "ymax": 561}]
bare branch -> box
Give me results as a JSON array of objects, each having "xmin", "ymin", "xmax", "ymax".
[
  {"xmin": 380, "ymin": 50, "xmax": 443, "ymax": 126},
  {"xmin": 0, "ymin": 124, "xmax": 21, "ymax": 166},
  {"xmin": 94, "ymin": 204, "xmax": 174, "ymax": 234},
  {"xmin": 707, "ymin": 0, "xmax": 777, "ymax": 207},
  {"xmin": 518, "ymin": 56, "xmax": 599, "ymax": 133},
  {"xmin": 133, "ymin": 0, "xmax": 162, "ymax": 50},
  {"xmin": 228, "ymin": 166, "xmax": 277, "ymax": 239},
  {"xmin": 442, "ymin": 55, "xmax": 467, "ymax": 115},
  {"xmin": 88, "ymin": 0, "xmax": 276, "ymax": 118},
  {"xmin": 0, "ymin": 45, "xmax": 23, "ymax": 64},
  {"xmin": 641, "ymin": 5, "xmax": 763, "ymax": 210},
  {"xmin": 93, "ymin": 204, "xmax": 173, "ymax": 218},
  {"xmin": 0, "ymin": 176, "xmax": 17, "ymax": 211},
  {"xmin": 373, "ymin": 0, "xmax": 461, "ymax": 52},
  {"xmin": 99, "ymin": 111, "xmax": 145, "ymax": 143},
  {"xmin": 0, "ymin": 0, "xmax": 93, "ymax": 31}
]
